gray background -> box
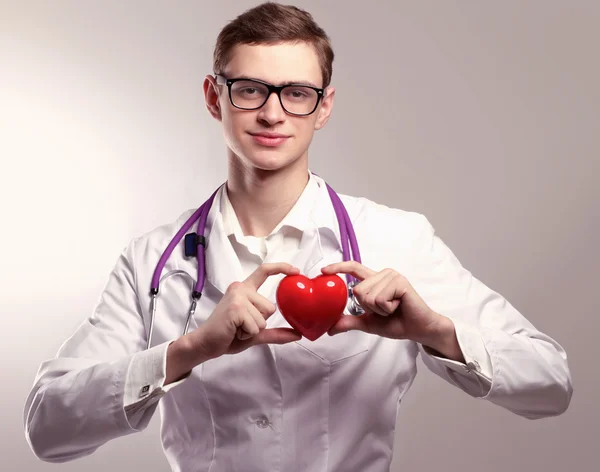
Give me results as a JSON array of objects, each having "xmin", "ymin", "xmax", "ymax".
[{"xmin": 1, "ymin": 0, "xmax": 598, "ymax": 470}]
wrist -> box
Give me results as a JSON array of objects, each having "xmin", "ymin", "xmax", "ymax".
[
  {"xmin": 421, "ymin": 314, "xmax": 465, "ymax": 363},
  {"xmin": 165, "ymin": 335, "xmax": 209, "ymax": 385}
]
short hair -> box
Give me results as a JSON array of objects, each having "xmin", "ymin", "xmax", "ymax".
[{"xmin": 213, "ymin": 2, "xmax": 334, "ymax": 88}]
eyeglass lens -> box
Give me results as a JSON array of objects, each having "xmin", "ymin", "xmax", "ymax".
[{"xmin": 230, "ymin": 80, "xmax": 319, "ymax": 115}]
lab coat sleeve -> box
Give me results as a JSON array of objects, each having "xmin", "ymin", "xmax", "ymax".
[
  {"xmin": 23, "ymin": 239, "xmax": 183, "ymax": 463},
  {"xmin": 123, "ymin": 340, "xmax": 189, "ymax": 426},
  {"xmin": 419, "ymin": 319, "xmax": 492, "ymax": 397},
  {"xmin": 408, "ymin": 213, "xmax": 573, "ymax": 419},
  {"xmin": 421, "ymin": 318, "xmax": 494, "ymax": 394}
]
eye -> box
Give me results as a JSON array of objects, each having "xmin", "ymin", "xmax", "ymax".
[
  {"xmin": 231, "ymin": 81, "xmax": 268, "ymax": 99},
  {"xmin": 290, "ymin": 90, "xmax": 308, "ymax": 98},
  {"xmin": 283, "ymin": 87, "xmax": 313, "ymax": 101},
  {"xmin": 240, "ymin": 87, "xmax": 259, "ymax": 95}
]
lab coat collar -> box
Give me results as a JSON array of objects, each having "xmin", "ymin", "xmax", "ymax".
[{"xmin": 204, "ymin": 171, "xmax": 342, "ymax": 295}]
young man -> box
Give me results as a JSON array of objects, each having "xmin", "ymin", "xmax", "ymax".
[{"xmin": 24, "ymin": 3, "xmax": 572, "ymax": 471}]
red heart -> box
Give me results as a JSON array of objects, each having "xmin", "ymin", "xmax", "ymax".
[{"xmin": 276, "ymin": 274, "xmax": 347, "ymax": 341}]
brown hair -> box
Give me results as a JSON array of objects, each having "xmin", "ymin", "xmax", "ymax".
[{"xmin": 213, "ymin": 2, "xmax": 334, "ymax": 88}]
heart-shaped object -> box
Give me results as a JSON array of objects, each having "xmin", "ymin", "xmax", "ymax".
[{"xmin": 275, "ymin": 274, "xmax": 347, "ymax": 341}]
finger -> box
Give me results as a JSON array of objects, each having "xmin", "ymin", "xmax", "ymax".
[
  {"xmin": 251, "ymin": 327, "xmax": 303, "ymax": 346},
  {"xmin": 237, "ymin": 301, "xmax": 269, "ymax": 340},
  {"xmin": 351, "ymin": 268, "xmax": 393, "ymax": 298},
  {"xmin": 360, "ymin": 271, "xmax": 402, "ymax": 317},
  {"xmin": 246, "ymin": 300, "xmax": 268, "ymax": 330},
  {"xmin": 247, "ymin": 290, "xmax": 277, "ymax": 318},
  {"xmin": 342, "ymin": 268, "xmax": 393, "ymax": 317},
  {"xmin": 320, "ymin": 261, "xmax": 376, "ymax": 281},
  {"xmin": 327, "ymin": 314, "xmax": 375, "ymax": 336},
  {"xmin": 373, "ymin": 273, "xmax": 405, "ymax": 315},
  {"xmin": 236, "ymin": 310, "xmax": 260, "ymax": 340},
  {"xmin": 244, "ymin": 263, "xmax": 300, "ymax": 291},
  {"xmin": 236, "ymin": 327, "xmax": 252, "ymax": 340}
]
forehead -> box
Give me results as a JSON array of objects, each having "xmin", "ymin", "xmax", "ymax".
[{"xmin": 223, "ymin": 42, "xmax": 323, "ymax": 87}]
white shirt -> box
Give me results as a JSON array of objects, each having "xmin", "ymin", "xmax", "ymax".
[{"xmin": 24, "ymin": 173, "xmax": 572, "ymax": 471}]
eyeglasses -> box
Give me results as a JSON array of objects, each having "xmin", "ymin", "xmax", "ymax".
[{"xmin": 215, "ymin": 74, "xmax": 325, "ymax": 116}]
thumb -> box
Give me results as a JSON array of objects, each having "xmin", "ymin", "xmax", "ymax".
[
  {"xmin": 328, "ymin": 314, "xmax": 371, "ymax": 336},
  {"xmin": 252, "ymin": 328, "xmax": 303, "ymax": 346}
]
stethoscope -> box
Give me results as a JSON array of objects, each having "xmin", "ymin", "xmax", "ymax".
[{"xmin": 146, "ymin": 176, "xmax": 365, "ymax": 349}]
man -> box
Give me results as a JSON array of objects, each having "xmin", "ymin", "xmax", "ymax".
[{"xmin": 24, "ymin": 3, "xmax": 572, "ymax": 471}]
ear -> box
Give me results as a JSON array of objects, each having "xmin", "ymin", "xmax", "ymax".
[
  {"xmin": 314, "ymin": 86, "xmax": 335, "ymax": 131},
  {"xmin": 204, "ymin": 75, "xmax": 223, "ymax": 122}
]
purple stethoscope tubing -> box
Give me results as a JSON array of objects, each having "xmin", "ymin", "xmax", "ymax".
[{"xmin": 145, "ymin": 176, "xmax": 363, "ymax": 349}]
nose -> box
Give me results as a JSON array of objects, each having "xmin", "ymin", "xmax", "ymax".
[{"xmin": 257, "ymin": 91, "xmax": 286, "ymax": 125}]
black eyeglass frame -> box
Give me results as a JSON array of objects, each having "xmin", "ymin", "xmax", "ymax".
[{"xmin": 214, "ymin": 74, "xmax": 325, "ymax": 116}]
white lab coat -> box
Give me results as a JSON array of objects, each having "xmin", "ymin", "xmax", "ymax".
[{"xmin": 24, "ymin": 174, "xmax": 572, "ymax": 472}]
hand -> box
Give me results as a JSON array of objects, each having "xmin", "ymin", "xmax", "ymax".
[
  {"xmin": 321, "ymin": 261, "xmax": 464, "ymax": 361},
  {"xmin": 167, "ymin": 262, "xmax": 303, "ymax": 384},
  {"xmin": 189, "ymin": 262, "xmax": 303, "ymax": 361}
]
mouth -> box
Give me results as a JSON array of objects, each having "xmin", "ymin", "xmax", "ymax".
[{"xmin": 248, "ymin": 131, "xmax": 290, "ymax": 147}]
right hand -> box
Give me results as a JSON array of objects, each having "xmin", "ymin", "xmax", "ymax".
[{"xmin": 189, "ymin": 262, "xmax": 303, "ymax": 361}]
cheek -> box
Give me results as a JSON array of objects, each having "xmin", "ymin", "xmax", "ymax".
[
  {"xmin": 220, "ymin": 109, "xmax": 248, "ymax": 146},
  {"xmin": 293, "ymin": 118, "xmax": 318, "ymax": 146}
]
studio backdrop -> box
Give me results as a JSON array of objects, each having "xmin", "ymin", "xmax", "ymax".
[{"xmin": 1, "ymin": 1, "xmax": 598, "ymax": 471}]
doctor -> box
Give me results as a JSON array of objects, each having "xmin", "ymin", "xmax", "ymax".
[{"xmin": 24, "ymin": 2, "xmax": 572, "ymax": 471}]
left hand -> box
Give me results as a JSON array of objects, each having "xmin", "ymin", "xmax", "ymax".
[{"xmin": 321, "ymin": 262, "xmax": 461, "ymax": 359}]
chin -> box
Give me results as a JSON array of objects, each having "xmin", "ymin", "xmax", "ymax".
[
  {"xmin": 239, "ymin": 145, "xmax": 303, "ymax": 172},
  {"xmin": 245, "ymin": 153, "xmax": 296, "ymax": 171}
]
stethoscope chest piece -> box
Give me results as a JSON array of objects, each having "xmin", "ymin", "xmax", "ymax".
[{"xmin": 346, "ymin": 280, "xmax": 366, "ymax": 316}]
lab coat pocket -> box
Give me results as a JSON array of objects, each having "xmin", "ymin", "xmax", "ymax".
[{"xmin": 295, "ymin": 329, "xmax": 369, "ymax": 364}]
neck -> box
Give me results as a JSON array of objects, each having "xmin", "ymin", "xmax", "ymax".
[{"xmin": 226, "ymin": 153, "xmax": 310, "ymax": 237}]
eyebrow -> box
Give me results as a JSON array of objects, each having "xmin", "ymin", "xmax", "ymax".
[{"xmin": 235, "ymin": 75, "xmax": 320, "ymax": 88}]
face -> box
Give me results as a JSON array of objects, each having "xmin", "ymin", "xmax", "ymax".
[{"xmin": 204, "ymin": 42, "xmax": 335, "ymax": 172}]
